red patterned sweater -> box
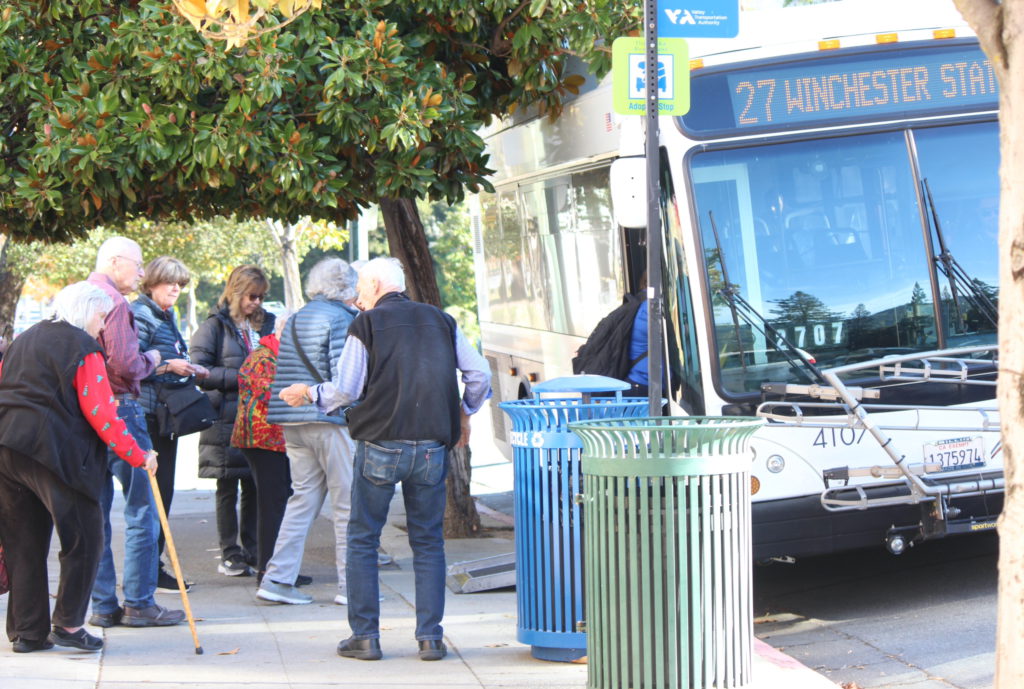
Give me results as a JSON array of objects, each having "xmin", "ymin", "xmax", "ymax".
[{"xmin": 232, "ymin": 334, "xmax": 286, "ymax": 452}]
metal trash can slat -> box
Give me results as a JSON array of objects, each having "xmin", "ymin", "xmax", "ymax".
[
  {"xmin": 571, "ymin": 416, "xmax": 763, "ymax": 689},
  {"xmin": 499, "ymin": 376, "xmax": 650, "ymax": 662}
]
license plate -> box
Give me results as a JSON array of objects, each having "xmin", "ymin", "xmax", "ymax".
[{"xmin": 922, "ymin": 436, "xmax": 986, "ymax": 471}]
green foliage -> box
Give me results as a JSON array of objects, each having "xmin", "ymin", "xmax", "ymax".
[
  {"xmin": 419, "ymin": 199, "xmax": 479, "ymax": 343},
  {"xmin": 0, "ymin": 0, "xmax": 639, "ymax": 244}
]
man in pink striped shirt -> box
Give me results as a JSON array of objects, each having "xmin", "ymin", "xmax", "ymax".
[{"xmin": 87, "ymin": 237, "xmax": 185, "ymax": 629}]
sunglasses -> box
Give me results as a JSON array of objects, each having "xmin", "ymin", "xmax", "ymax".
[{"xmin": 248, "ymin": 294, "xmax": 266, "ymax": 302}]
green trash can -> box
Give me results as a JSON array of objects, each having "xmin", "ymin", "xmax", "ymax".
[{"xmin": 568, "ymin": 416, "xmax": 764, "ymax": 689}]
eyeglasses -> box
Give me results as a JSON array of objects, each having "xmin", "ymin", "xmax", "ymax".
[
  {"xmin": 115, "ymin": 255, "xmax": 144, "ymax": 272},
  {"xmin": 248, "ymin": 294, "xmax": 265, "ymax": 302}
]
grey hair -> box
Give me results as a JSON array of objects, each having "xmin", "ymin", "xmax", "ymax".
[
  {"xmin": 95, "ymin": 236, "xmax": 141, "ymax": 272},
  {"xmin": 359, "ymin": 257, "xmax": 405, "ymax": 292},
  {"xmin": 52, "ymin": 281, "xmax": 114, "ymax": 331},
  {"xmin": 305, "ymin": 257, "xmax": 357, "ymax": 302}
]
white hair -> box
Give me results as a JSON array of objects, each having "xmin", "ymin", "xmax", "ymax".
[
  {"xmin": 52, "ymin": 282, "xmax": 113, "ymax": 331},
  {"xmin": 360, "ymin": 257, "xmax": 405, "ymax": 292},
  {"xmin": 305, "ymin": 257, "xmax": 357, "ymax": 302},
  {"xmin": 95, "ymin": 236, "xmax": 141, "ymax": 272}
]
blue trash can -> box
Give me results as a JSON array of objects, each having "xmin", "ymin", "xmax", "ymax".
[{"xmin": 499, "ymin": 375, "xmax": 651, "ymax": 662}]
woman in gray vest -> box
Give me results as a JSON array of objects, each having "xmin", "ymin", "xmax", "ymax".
[{"xmin": 256, "ymin": 257, "xmax": 359, "ymax": 605}]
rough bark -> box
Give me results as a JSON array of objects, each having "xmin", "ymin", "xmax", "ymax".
[
  {"xmin": 0, "ymin": 236, "xmax": 26, "ymax": 354},
  {"xmin": 954, "ymin": 2, "xmax": 1022, "ymax": 687},
  {"xmin": 266, "ymin": 218, "xmax": 307, "ymax": 312},
  {"xmin": 379, "ymin": 197, "xmax": 481, "ymax": 538}
]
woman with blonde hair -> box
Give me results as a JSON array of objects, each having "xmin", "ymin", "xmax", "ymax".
[
  {"xmin": 133, "ymin": 256, "xmax": 207, "ymax": 592},
  {"xmin": 190, "ymin": 265, "xmax": 276, "ymax": 576}
]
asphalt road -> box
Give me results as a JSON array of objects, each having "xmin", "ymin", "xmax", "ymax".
[{"xmin": 753, "ymin": 531, "xmax": 999, "ymax": 689}]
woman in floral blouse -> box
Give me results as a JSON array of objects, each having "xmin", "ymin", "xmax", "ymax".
[{"xmin": 232, "ymin": 313, "xmax": 291, "ymax": 582}]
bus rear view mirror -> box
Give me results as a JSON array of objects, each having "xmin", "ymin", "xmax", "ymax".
[{"xmin": 610, "ymin": 156, "xmax": 648, "ymax": 229}]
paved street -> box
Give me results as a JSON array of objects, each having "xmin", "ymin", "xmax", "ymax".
[{"xmin": 754, "ymin": 531, "xmax": 998, "ymax": 689}]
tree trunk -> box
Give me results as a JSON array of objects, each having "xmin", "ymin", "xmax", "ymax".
[
  {"xmin": 954, "ymin": 2, "xmax": 1023, "ymax": 687},
  {"xmin": 185, "ymin": 287, "xmax": 198, "ymax": 339},
  {"xmin": 266, "ymin": 218, "xmax": 306, "ymax": 312},
  {"xmin": 0, "ymin": 236, "xmax": 26, "ymax": 354},
  {"xmin": 379, "ymin": 197, "xmax": 481, "ymax": 538}
]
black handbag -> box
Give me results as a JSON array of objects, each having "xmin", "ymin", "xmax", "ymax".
[{"xmin": 156, "ymin": 377, "xmax": 216, "ymax": 439}]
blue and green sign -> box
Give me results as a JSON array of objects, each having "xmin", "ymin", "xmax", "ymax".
[{"xmin": 612, "ymin": 37, "xmax": 690, "ymax": 116}]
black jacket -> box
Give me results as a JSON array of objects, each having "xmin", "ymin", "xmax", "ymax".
[
  {"xmin": 0, "ymin": 320, "xmax": 106, "ymax": 498},
  {"xmin": 189, "ymin": 307, "xmax": 275, "ymax": 479}
]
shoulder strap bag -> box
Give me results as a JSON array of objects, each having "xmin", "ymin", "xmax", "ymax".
[
  {"xmin": 156, "ymin": 376, "xmax": 216, "ymax": 439},
  {"xmin": 291, "ymin": 317, "xmax": 326, "ymax": 384}
]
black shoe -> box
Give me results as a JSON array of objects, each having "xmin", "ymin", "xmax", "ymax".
[
  {"xmin": 88, "ymin": 607, "xmax": 123, "ymax": 628},
  {"xmin": 336, "ymin": 636, "xmax": 382, "ymax": 661},
  {"xmin": 295, "ymin": 574, "xmax": 313, "ymax": 587},
  {"xmin": 218, "ymin": 555, "xmax": 253, "ymax": 577},
  {"xmin": 157, "ymin": 568, "xmax": 193, "ymax": 593},
  {"xmin": 12, "ymin": 637, "xmax": 54, "ymax": 653},
  {"xmin": 48, "ymin": 627, "xmax": 103, "ymax": 652},
  {"xmin": 418, "ymin": 639, "xmax": 447, "ymax": 661}
]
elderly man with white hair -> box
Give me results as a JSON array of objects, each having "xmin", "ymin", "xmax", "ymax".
[
  {"xmin": 281, "ymin": 256, "xmax": 492, "ymax": 662},
  {"xmin": 257, "ymin": 257, "xmax": 361, "ymax": 605},
  {"xmin": 86, "ymin": 237, "xmax": 185, "ymax": 629}
]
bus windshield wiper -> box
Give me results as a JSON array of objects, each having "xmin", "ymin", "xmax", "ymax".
[
  {"xmin": 922, "ymin": 178, "xmax": 998, "ymax": 331},
  {"xmin": 707, "ymin": 211, "xmax": 826, "ymax": 386}
]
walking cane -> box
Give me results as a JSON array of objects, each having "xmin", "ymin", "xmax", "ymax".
[{"xmin": 148, "ymin": 470, "xmax": 204, "ymax": 655}]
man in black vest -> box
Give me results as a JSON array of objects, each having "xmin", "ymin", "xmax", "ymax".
[{"xmin": 280, "ymin": 257, "xmax": 491, "ymax": 662}]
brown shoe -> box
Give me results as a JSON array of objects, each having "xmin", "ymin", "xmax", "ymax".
[
  {"xmin": 122, "ymin": 604, "xmax": 186, "ymax": 627},
  {"xmin": 88, "ymin": 607, "xmax": 123, "ymax": 628}
]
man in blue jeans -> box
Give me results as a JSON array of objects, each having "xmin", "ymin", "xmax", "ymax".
[
  {"xmin": 281, "ymin": 257, "xmax": 491, "ymax": 661},
  {"xmin": 87, "ymin": 237, "xmax": 185, "ymax": 629}
]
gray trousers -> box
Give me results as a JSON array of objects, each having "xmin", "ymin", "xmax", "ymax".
[{"xmin": 264, "ymin": 423, "xmax": 354, "ymax": 594}]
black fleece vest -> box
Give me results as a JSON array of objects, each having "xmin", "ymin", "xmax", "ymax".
[
  {"xmin": 0, "ymin": 319, "xmax": 107, "ymax": 499},
  {"xmin": 345, "ymin": 292, "xmax": 461, "ymax": 447}
]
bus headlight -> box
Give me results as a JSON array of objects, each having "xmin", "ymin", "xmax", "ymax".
[
  {"xmin": 751, "ymin": 475, "xmax": 760, "ymax": 495},
  {"xmin": 766, "ymin": 454, "xmax": 786, "ymax": 473}
]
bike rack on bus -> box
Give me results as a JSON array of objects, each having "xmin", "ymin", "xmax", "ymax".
[{"xmin": 756, "ymin": 345, "xmax": 1003, "ymax": 552}]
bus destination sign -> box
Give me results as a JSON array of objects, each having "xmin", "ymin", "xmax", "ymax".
[{"xmin": 682, "ymin": 43, "xmax": 998, "ymax": 137}]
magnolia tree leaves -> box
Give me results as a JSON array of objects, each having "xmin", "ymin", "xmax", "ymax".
[{"xmin": 1, "ymin": 0, "xmax": 638, "ymax": 243}]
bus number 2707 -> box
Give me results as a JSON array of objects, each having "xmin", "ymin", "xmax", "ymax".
[{"xmin": 812, "ymin": 427, "xmax": 867, "ymax": 448}]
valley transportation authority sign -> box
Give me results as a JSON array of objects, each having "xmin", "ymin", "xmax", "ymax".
[
  {"xmin": 612, "ymin": 37, "xmax": 690, "ymax": 116},
  {"xmin": 657, "ymin": 0, "xmax": 739, "ymax": 38}
]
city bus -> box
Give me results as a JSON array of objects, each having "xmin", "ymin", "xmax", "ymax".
[{"xmin": 469, "ymin": 0, "xmax": 1003, "ymax": 560}]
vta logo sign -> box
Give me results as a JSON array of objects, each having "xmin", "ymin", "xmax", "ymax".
[{"xmin": 664, "ymin": 8, "xmax": 696, "ymax": 25}]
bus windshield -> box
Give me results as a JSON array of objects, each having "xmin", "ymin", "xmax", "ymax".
[{"xmin": 689, "ymin": 121, "xmax": 998, "ymax": 394}]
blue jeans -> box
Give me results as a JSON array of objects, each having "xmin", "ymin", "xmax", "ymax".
[
  {"xmin": 347, "ymin": 439, "xmax": 448, "ymax": 641},
  {"xmin": 91, "ymin": 399, "xmax": 158, "ymax": 613}
]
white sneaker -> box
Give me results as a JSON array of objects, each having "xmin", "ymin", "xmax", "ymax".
[{"xmin": 258, "ymin": 580, "xmax": 313, "ymax": 605}]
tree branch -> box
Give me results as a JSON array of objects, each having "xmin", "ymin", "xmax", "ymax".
[{"xmin": 490, "ymin": 0, "xmax": 531, "ymax": 57}]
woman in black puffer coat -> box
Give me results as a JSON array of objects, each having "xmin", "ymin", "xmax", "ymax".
[{"xmin": 190, "ymin": 265, "xmax": 275, "ymax": 577}]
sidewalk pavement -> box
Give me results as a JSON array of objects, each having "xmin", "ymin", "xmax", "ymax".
[{"xmin": 1, "ymin": 452, "xmax": 837, "ymax": 688}]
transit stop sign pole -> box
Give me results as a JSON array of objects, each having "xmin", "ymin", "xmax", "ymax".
[
  {"xmin": 612, "ymin": 32, "xmax": 687, "ymax": 416},
  {"xmin": 644, "ymin": 0, "xmax": 664, "ymax": 418}
]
